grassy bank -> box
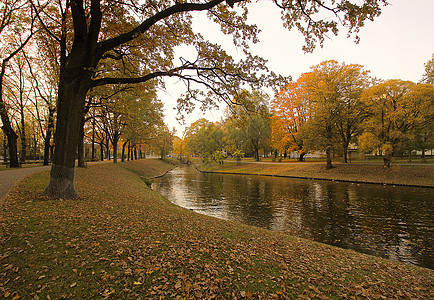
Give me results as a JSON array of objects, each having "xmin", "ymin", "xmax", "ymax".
[
  {"xmin": 201, "ymin": 161, "xmax": 434, "ymax": 187},
  {"xmin": 0, "ymin": 159, "xmax": 432, "ymax": 299}
]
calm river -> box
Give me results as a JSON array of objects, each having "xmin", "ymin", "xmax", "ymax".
[{"xmin": 152, "ymin": 165, "xmax": 434, "ymax": 269}]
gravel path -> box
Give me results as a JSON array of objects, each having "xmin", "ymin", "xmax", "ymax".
[{"xmin": 0, "ymin": 166, "xmax": 50, "ymax": 203}]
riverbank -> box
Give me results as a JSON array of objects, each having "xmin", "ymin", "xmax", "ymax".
[
  {"xmin": 0, "ymin": 159, "xmax": 432, "ymax": 299},
  {"xmin": 200, "ymin": 161, "xmax": 434, "ymax": 187}
]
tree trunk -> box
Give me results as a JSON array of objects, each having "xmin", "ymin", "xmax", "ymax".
[
  {"xmin": 298, "ymin": 151, "xmax": 305, "ymax": 162},
  {"xmin": 44, "ymin": 66, "xmax": 91, "ymax": 199},
  {"xmin": 342, "ymin": 142, "xmax": 349, "ymax": 163},
  {"xmin": 128, "ymin": 143, "xmax": 131, "ymax": 161},
  {"xmin": 43, "ymin": 137, "xmax": 51, "ymax": 166},
  {"xmin": 19, "ymin": 107, "xmax": 26, "ymax": 163},
  {"xmin": 0, "ymin": 103, "xmax": 20, "ymax": 168},
  {"xmin": 6, "ymin": 132, "xmax": 20, "ymax": 167},
  {"xmin": 43, "ymin": 108, "xmax": 55, "ymax": 165},
  {"xmin": 91, "ymin": 117, "xmax": 96, "ymax": 161},
  {"xmin": 121, "ymin": 140, "xmax": 128, "ymax": 162},
  {"xmin": 325, "ymin": 145, "xmax": 333, "ymax": 169},
  {"xmin": 254, "ymin": 147, "xmax": 259, "ymax": 162},
  {"xmin": 99, "ymin": 142, "xmax": 104, "ymax": 161},
  {"xmin": 77, "ymin": 117, "xmax": 85, "ymax": 168},
  {"xmin": 383, "ymin": 155, "xmax": 391, "ymax": 168},
  {"xmin": 112, "ymin": 138, "xmax": 118, "ymax": 163},
  {"xmin": 105, "ymin": 135, "xmax": 110, "ymax": 160},
  {"xmin": 3, "ymin": 136, "xmax": 7, "ymax": 164}
]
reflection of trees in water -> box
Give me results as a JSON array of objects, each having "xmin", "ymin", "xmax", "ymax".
[
  {"xmin": 153, "ymin": 166, "xmax": 434, "ymax": 269},
  {"xmin": 220, "ymin": 175, "xmax": 275, "ymax": 230}
]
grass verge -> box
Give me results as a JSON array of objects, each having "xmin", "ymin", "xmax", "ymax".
[
  {"xmin": 201, "ymin": 161, "xmax": 434, "ymax": 187},
  {"xmin": 0, "ymin": 159, "xmax": 432, "ymax": 299}
]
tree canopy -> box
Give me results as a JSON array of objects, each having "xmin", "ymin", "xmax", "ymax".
[{"xmin": 0, "ymin": 0, "xmax": 390, "ymax": 198}]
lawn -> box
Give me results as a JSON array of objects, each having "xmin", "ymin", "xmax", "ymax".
[
  {"xmin": 0, "ymin": 159, "xmax": 432, "ymax": 299},
  {"xmin": 202, "ymin": 160, "xmax": 434, "ymax": 187}
]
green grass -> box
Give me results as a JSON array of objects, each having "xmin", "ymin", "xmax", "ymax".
[{"xmin": 0, "ymin": 159, "xmax": 432, "ymax": 299}]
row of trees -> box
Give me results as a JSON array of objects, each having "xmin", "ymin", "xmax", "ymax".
[
  {"xmin": 0, "ymin": 0, "xmax": 394, "ymax": 198},
  {"xmin": 175, "ymin": 59, "xmax": 434, "ymax": 168},
  {"xmin": 0, "ymin": 1, "xmax": 177, "ymax": 170},
  {"xmin": 0, "ymin": 41, "xmax": 171, "ymax": 168}
]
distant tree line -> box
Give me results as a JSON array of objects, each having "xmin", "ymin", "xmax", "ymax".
[{"xmin": 175, "ymin": 59, "xmax": 434, "ymax": 168}]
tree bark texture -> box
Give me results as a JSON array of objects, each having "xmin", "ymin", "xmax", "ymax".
[
  {"xmin": 44, "ymin": 164, "xmax": 78, "ymax": 199},
  {"xmin": 44, "ymin": 65, "xmax": 91, "ymax": 198},
  {"xmin": 112, "ymin": 139, "xmax": 118, "ymax": 163}
]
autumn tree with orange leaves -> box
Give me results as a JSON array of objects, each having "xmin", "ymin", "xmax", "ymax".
[
  {"xmin": 26, "ymin": 0, "xmax": 388, "ymax": 198},
  {"xmin": 271, "ymin": 73, "xmax": 311, "ymax": 161}
]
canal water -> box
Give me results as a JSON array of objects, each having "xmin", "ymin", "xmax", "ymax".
[{"xmin": 152, "ymin": 165, "xmax": 434, "ymax": 269}]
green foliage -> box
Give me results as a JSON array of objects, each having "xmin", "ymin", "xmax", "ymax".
[
  {"xmin": 225, "ymin": 91, "xmax": 272, "ymax": 161},
  {"xmin": 361, "ymin": 80, "xmax": 434, "ymax": 166},
  {"xmin": 421, "ymin": 53, "xmax": 434, "ymax": 84},
  {"xmin": 184, "ymin": 119, "xmax": 225, "ymax": 162},
  {"xmin": 232, "ymin": 149, "xmax": 244, "ymax": 162},
  {"xmin": 213, "ymin": 150, "xmax": 227, "ymax": 165}
]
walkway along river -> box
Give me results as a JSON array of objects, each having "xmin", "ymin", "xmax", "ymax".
[{"xmin": 152, "ymin": 165, "xmax": 434, "ymax": 269}]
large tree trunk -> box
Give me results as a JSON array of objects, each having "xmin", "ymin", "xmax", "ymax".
[{"xmin": 44, "ymin": 66, "xmax": 91, "ymax": 199}]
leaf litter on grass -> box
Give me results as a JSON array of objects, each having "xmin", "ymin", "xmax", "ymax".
[{"xmin": 0, "ymin": 160, "xmax": 432, "ymax": 299}]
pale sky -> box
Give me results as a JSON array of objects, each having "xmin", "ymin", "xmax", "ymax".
[{"xmin": 157, "ymin": 0, "xmax": 434, "ymax": 136}]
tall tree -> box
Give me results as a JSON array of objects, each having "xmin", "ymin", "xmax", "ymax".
[
  {"xmin": 271, "ymin": 74, "xmax": 310, "ymax": 161},
  {"xmin": 33, "ymin": 0, "xmax": 387, "ymax": 198},
  {"xmin": 0, "ymin": 0, "xmax": 35, "ymax": 167},
  {"xmin": 301, "ymin": 60, "xmax": 371, "ymax": 168},
  {"xmin": 25, "ymin": 47, "xmax": 58, "ymax": 165},
  {"xmin": 360, "ymin": 80, "xmax": 432, "ymax": 167},
  {"xmin": 225, "ymin": 90, "xmax": 271, "ymax": 161},
  {"xmin": 184, "ymin": 118, "xmax": 225, "ymax": 162},
  {"xmin": 5, "ymin": 53, "xmax": 32, "ymax": 163}
]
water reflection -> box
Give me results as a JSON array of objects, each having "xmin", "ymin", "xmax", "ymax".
[{"xmin": 152, "ymin": 165, "xmax": 434, "ymax": 269}]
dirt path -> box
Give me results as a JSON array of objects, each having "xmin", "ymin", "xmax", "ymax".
[{"xmin": 0, "ymin": 166, "xmax": 50, "ymax": 203}]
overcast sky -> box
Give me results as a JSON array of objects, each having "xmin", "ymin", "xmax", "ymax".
[{"xmin": 157, "ymin": 0, "xmax": 434, "ymax": 136}]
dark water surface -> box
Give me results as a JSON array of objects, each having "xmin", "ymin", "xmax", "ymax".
[{"xmin": 152, "ymin": 165, "xmax": 434, "ymax": 269}]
